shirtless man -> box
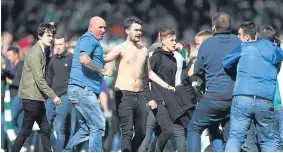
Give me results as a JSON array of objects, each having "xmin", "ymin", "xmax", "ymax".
[{"xmin": 104, "ymin": 16, "xmax": 175, "ymax": 152}]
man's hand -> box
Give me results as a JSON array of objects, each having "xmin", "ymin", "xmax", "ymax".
[
  {"xmin": 6, "ymin": 78, "xmax": 12, "ymax": 84},
  {"xmin": 148, "ymin": 100, "xmax": 157, "ymax": 110},
  {"xmin": 53, "ymin": 96, "xmax": 62, "ymax": 105}
]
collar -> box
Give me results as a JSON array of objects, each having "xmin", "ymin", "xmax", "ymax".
[
  {"xmin": 213, "ymin": 30, "xmax": 232, "ymax": 36},
  {"xmin": 56, "ymin": 51, "xmax": 68, "ymax": 59},
  {"xmin": 38, "ymin": 41, "xmax": 46, "ymax": 54},
  {"xmin": 86, "ymin": 31, "xmax": 100, "ymax": 43}
]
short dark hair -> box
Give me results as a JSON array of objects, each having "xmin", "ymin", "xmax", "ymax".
[
  {"xmin": 160, "ymin": 28, "xmax": 175, "ymax": 41},
  {"xmin": 7, "ymin": 46, "xmax": 20, "ymax": 55},
  {"xmin": 212, "ymin": 12, "xmax": 231, "ymax": 31},
  {"xmin": 54, "ymin": 33, "xmax": 68, "ymax": 42},
  {"xmin": 37, "ymin": 23, "xmax": 56, "ymax": 38},
  {"xmin": 239, "ymin": 21, "xmax": 257, "ymax": 40},
  {"xmin": 123, "ymin": 16, "xmax": 143, "ymax": 29},
  {"xmin": 158, "ymin": 27, "xmax": 169, "ymax": 37},
  {"xmin": 256, "ymin": 25, "xmax": 276, "ymax": 41}
]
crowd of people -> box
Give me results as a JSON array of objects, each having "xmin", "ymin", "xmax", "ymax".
[
  {"xmin": 2, "ymin": 0, "xmax": 283, "ymax": 45},
  {"xmin": 1, "ymin": 9, "xmax": 283, "ymax": 153}
]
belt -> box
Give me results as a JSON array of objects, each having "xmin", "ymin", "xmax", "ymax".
[
  {"xmin": 244, "ymin": 95, "xmax": 272, "ymax": 103},
  {"xmin": 69, "ymin": 84, "xmax": 99, "ymax": 97},
  {"xmin": 220, "ymin": 99, "xmax": 232, "ymax": 103}
]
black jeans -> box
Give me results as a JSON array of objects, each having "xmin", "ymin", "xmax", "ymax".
[
  {"xmin": 152, "ymin": 102, "xmax": 174, "ymax": 152},
  {"xmin": 12, "ymin": 99, "xmax": 51, "ymax": 152},
  {"xmin": 115, "ymin": 90, "xmax": 148, "ymax": 152}
]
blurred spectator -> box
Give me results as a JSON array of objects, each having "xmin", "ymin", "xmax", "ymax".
[{"xmin": 2, "ymin": 0, "xmax": 283, "ymax": 47}]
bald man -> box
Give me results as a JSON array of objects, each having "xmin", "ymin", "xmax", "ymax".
[{"xmin": 64, "ymin": 16, "xmax": 111, "ymax": 152}]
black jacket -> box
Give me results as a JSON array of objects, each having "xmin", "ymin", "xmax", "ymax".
[
  {"xmin": 142, "ymin": 48, "xmax": 201, "ymax": 124},
  {"xmin": 163, "ymin": 77, "xmax": 201, "ymax": 122},
  {"xmin": 46, "ymin": 51, "xmax": 73, "ymax": 97},
  {"xmin": 143, "ymin": 47, "xmax": 177, "ymax": 103}
]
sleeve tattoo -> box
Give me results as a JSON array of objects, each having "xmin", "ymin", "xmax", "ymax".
[{"xmin": 80, "ymin": 52, "xmax": 104, "ymax": 74}]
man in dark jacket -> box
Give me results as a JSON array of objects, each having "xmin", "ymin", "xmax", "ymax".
[
  {"xmin": 223, "ymin": 25, "xmax": 283, "ymax": 152},
  {"xmin": 45, "ymin": 33, "xmax": 73, "ymax": 151},
  {"xmin": 143, "ymin": 28, "xmax": 178, "ymax": 152},
  {"xmin": 187, "ymin": 12, "xmax": 242, "ymax": 152}
]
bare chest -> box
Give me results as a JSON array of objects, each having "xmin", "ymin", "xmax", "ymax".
[{"xmin": 120, "ymin": 50, "xmax": 147, "ymax": 68}]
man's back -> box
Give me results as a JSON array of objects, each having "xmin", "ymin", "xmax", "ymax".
[
  {"xmin": 114, "ymin": 42, "xmax": 148, "ymax": 92},
  {"xmin": 194, "ymin": 32, "xmax": 241, "ymax": 100},
  {"xmin": 234, "ymin": 39, "xmax": 283, "ymax": 100}
]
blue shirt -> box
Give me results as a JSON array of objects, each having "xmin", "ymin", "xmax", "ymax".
[
  {"xmin": 194, "ymin": 31, "xmax": 242, "ymax": 100},
  {"xmin": 223, "ymin": 39, "xmax": 283, "ymax": 100},
  {"xmin": 69, "ymin": 32, "xmax": 104, "ymax": 94}
]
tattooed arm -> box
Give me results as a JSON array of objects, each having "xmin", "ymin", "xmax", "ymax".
[{"xmin": 80, "ymin": 52, "xmax": 106, "ymax": 74}]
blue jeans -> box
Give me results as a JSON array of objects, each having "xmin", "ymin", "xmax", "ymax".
[
  {"xmin": 11, "ymin": 97, "xmax": 23, "ymax": 134},
  {"xmin": 225, "ymin": 95, "xmax": 277, "ymax": 152},
  {"xmin": 274, "ymin": 108, "xmax": 283, "ymax": 151},
  {"xmin": 241, "ymin": 122, "xmax": 260, "ymax": 152},
  {"xmin": 187, "ymin": 97, "xmax": 231, "ymax": 152},
  {"xmin": 70, "ymin": 107, "xmax": 77, "ymax": 138},
  {"xmin": 45, "ymin": 95, "xmax": 73, "ymax": 151},
  {"xmin": 64, "ymin": 85, "xmax": 105, "ymax": 152},
  {"xmin": 207, "ymin": 125, "xmax": 223, "ymax": 152}
]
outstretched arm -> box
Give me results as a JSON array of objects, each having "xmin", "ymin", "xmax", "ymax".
[
  {"xmin": 222, "ymin": 45, "xmax": 242, "ymax": 80},
  {"xmin": 104, "ymin": 47, "xmax": 121, "ymax": 63}
]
